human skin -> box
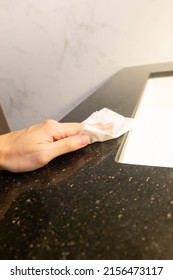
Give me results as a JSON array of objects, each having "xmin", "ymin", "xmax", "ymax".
[{"xmin": 0, "ymin": 119, "xmax": 113, "ymax": 173}]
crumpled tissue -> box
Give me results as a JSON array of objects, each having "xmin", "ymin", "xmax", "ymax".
[{"xmin": 82, "ymin": 108, "xmax": 134, "ymax": 143}]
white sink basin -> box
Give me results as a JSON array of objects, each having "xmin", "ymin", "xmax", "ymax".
[{"xmin": 116, "ymin": 74, "xmax": 173, "ymax": 168}]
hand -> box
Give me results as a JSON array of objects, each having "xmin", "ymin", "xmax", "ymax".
[{"xmin": 0, "ymin": 120, "xmax": 91, "ymax": 173}]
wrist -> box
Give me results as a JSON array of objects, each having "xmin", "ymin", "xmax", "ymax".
[
  {"xmin": 0, "ymin": 148, "xmax": 4, "ymax": 170},
  {"xmin": 0, "ymin": 134, "xmax": 8, "ymax": 170}
]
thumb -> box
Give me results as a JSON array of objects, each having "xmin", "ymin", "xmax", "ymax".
[{"xmin": 48, "ymin": 134, "xmax": 90, "ymax": 159}]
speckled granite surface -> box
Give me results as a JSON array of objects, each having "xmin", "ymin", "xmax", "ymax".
[{"xmin": 1, "ymin": 62, "xmax": 173, "ymax": 260}]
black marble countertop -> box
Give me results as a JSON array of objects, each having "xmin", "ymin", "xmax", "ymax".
[{"xmin": 1, "ymin": 62, "xmax": 173, "ymax": 260}]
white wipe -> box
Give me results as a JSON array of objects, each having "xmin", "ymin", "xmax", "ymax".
[{"xmin": 82, "ymin": 108, "xmax": 134, "ymax": 143}]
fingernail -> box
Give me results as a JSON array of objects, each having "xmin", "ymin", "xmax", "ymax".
[{"xmin": 79, "ymin": 134, "xmax": 90, "ymax": 146}]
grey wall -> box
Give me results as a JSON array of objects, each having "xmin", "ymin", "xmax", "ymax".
[{"xmin": 0, "ymin": 0, "xmax": 173, "ymax": 130}]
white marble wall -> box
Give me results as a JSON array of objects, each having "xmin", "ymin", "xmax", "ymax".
[{"xmin": 0, "ymin": 0, "xmax": 173, "ymax": 130}]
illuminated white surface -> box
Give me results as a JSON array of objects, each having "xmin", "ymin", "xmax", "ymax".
[{"xmin": 118, "ymin": 75, "xmax": 173, "ymax": 168}]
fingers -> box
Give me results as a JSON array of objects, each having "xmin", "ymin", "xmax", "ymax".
[
  {"xmin": 52, "ymin": 122, "xmax": 84, "ymax": 140},
  {"xmin": 47, "ymin": 134, "xmax": 90, "ymax": 160},
  {"xmin": 42, "ymin": 121, "xmax": 114, "ymax": 164},
  {"xmin": 47, "ymin": 122, "xmax": 114, "ymax": 160}
]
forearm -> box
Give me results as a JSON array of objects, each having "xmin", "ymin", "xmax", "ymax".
[
  {"xmin": 0, "ymin": 134, "xmax": 7, "ymax": 170},
  {"xmin": 0, "ymin": 131, "xmax": 29, "ymax": 172},
  {"xmin": 0, "ymin": 149, "xmax": 3, "ymax": 170}
]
